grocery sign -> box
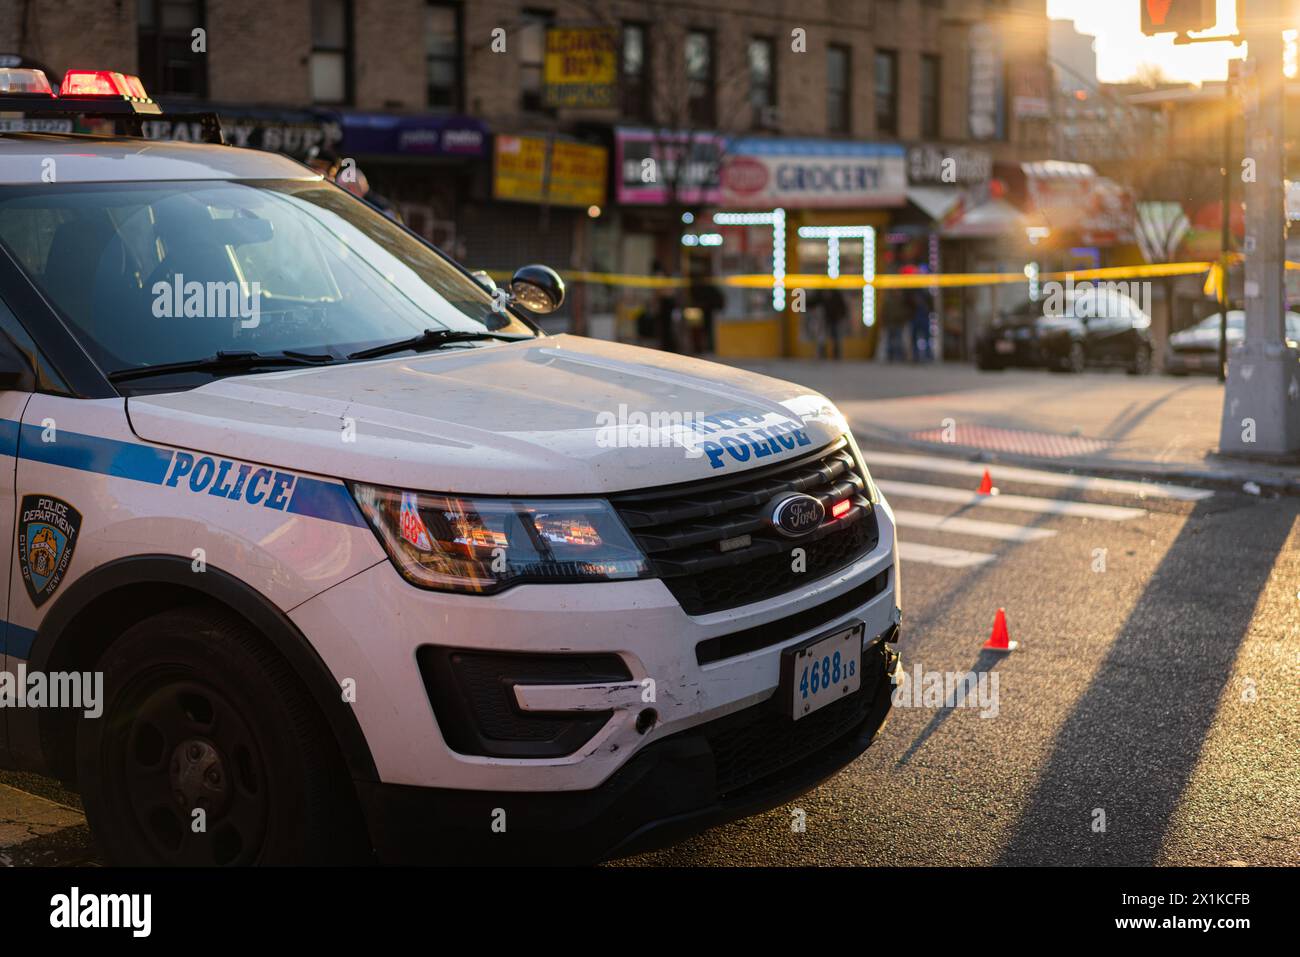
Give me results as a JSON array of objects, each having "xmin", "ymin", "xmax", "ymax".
[
  {"xmin": 544, "ymin": 27, "xmax": 618, "ymax": 108},
  {"xmin": 721, "ymin": 138, "xmax": 907, "ymax": 208}
]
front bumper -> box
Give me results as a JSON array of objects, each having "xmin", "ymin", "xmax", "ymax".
[
  {"xmin": 1165, "ymin": 349, "xmax": 1218, "ymax": 374},
  {"xmin": 356, "ymin": 635, "xmax": 900, "ymax": 864},
  {"xmin": 289, "ymin": 501, "xmax": 899, "ymax": 793}
]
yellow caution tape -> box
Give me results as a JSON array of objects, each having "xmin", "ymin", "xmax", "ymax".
[
  {"xmin": 1040, "ymin": 262, "xmax": 1212, "ymax": 281},
  {"xmin": 484, "ymin": 260, "xmax": 1258, "ymax": 292}
]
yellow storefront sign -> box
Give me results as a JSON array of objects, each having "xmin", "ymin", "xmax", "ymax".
[
  {"xmin": 543, "ymin": 27, "xmax": 617, "ymax": 108},
  {"xmin": 493, "ymin": 135, "xmax": 607, "ymax": 208}
]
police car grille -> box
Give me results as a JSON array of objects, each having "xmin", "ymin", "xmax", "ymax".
[{"xmin": 609, "ymin": 442, "xmax": 878, "ymax": 615}]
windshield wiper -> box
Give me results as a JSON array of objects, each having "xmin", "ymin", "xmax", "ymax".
[
  {"xmin": 107, "ymin": 350, "xmax": 335, "ymax": 383},
  {"xmin": 347, "ymin": 328, "xmax": 529, "ymax": 361}
]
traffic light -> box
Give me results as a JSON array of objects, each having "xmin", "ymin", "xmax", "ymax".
[{"xmin": 1140, "ymin": 0, "xmax": 1217, "ymax": 35}]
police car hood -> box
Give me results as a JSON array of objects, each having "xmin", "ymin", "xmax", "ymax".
[{"xmin": 126, "ymin": 335, "xmax": 849, "ymax": 495}]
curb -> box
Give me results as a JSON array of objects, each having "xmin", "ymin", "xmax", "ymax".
[{"xmin": 850, "ymin": 426, "xmax": 1300, "ymax": 498}]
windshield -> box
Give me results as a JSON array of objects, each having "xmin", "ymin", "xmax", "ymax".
[
  {"xmin": 0, "ymin": 178, "xmax": 535, "ymax": 384},
  {"xmin": 1191, "ymin": 312, "xmax": 1246, "ymax": 332},
  {"xmin": 1190, "ymin": 312, "xmax": 1300, "ymax": 337}
]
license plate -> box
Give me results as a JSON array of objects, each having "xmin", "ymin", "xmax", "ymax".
[
  {"xmin": 781, "ymin": 622, "xmax": 864, "ymax": 720},
  {"xmin": 995, "ymin": 340, "xmax": 1016, "ymax": 354}
]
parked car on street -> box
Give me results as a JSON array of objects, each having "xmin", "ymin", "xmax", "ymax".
[
  {"xmin": 1164, "ymin": 310, "xmax": 1300, "ymax": 376},
  {"xmin": 976, "ymin": 291, "xmax": 1154, "ymax": 374}
]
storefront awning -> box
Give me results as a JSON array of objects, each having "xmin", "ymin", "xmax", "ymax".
[
  {"xmin": 1020, "ymin": 160, "xmax": 1097, "ymax": 180},
  {"xmin": 148, "ymin": 101, "xmax": 342, "ymax": 158},
  {"xmin": 1017, "ymin": 159, "xmax": 1135, "ymax": 246},
  {"xmin": 338, "ymin": 112, "xmax": 488, "ymax": 158},
  {"xmin": 906, "ymin": 187, "xmax": 964, "ymax": 223},
  {"xmin": 941, "ymin": 197, "xmax": 1030, "ymax": 239}
]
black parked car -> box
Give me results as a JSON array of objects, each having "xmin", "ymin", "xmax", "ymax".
[
  {"xmin": 1164, "ymin": 310, "xmax": 1300, "ymax": 376},
  {"xmin": 976, "ymin": 291, "xmax": 1153, "ymax": 374}
]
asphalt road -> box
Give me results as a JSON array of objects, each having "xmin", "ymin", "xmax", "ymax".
[
  {"xmin": 619, "ymin": 450, "xmax": 1300, "ymax": 866},
  {"xmin": 2, "ymin": 407, "xmax": 1297, "ymax": 867}
]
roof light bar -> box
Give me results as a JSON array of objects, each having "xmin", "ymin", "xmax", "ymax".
[
  {"xmin": 59, "ymin": 70, "xmax": 152, "ymax": 101},
  {"xmin": 0, "ymin": 68, "xmax": 55, "ymax": 97}
]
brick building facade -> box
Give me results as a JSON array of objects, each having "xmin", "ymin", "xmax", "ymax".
[{"xmin": 1, "ymin": 0, "xmax": 1055, "ymax": 358}]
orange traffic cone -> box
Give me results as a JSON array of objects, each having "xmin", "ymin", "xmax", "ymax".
[
  {"xmin": 976, "ymin": 469, "xmax": 994, "ymax": 496},
  {"xmin": 983, "ymin": 608, "xmax": 1017, "ymax": 651}
]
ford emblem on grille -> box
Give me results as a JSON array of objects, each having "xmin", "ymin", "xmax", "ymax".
[{"xmin": 770, "ymin": 494, "xmax": 825, "ymax": 537}]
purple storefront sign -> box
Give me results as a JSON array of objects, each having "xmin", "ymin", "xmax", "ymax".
[{"xmin": 339, "ymin": 113, "xmax": 488, "ymax": 157}]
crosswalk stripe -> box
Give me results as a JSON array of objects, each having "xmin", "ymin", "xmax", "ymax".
[
  {"xmin": 892, "ymin": 509, "xmax": 1057, "ymax": 542},
  {"xmin": 876, "ymin": 479, "xmax": 1147, "ymax": 520},
  {"xmin": 898, "ymin": 541, "xmax": 997, "ymax": 568},
  {"xmin": 862, "ymin": 451, "xmax": 1213, "ymax": 501}
]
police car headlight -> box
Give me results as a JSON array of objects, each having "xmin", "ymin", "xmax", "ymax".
[{"xmin": 348, "ymin": 483, "xmax": 649, "ymax": 594}]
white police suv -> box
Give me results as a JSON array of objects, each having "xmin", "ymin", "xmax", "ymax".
[{"xmin": 0, "ymin": 68, "xmax": 901, "ymax": 864}]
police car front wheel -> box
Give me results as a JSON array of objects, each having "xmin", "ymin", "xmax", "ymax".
[{"xmin": 75, "ymin": 606, "xmax": 366, "ymax": 865}]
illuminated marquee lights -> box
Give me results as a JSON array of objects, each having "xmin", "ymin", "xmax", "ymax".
[
  {"xmin": 1024, "ymin": 261, "xmax": 1040, "ymax": 301},
  {"xmin": 771, "ymin": 209, "xmax": 785, "ymax": 310},
  {"xmin": 797, "ymin": 224, "xmax": 877, "ymax": 327},
  {"xmin": 714, "ymin": 208, "xmax": 786, "ymax": 310}
]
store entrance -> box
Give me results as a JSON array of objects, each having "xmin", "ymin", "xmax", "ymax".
[{"xmin": 795, "ymin": 228, "xmax": 875, "ymax": 359}]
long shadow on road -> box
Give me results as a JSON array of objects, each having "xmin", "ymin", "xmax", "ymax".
[
  {"xmin": 996, "ymin": 496, "xmax": 1293, "ymax": 865},
  {"xmin": 1098, "ymin": 382, "xmax": 1199, "ymax": 443}
]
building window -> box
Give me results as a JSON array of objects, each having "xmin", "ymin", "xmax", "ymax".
[
  {"xmin": 310, "ymin": 0, "xmax": 352, "ymax": 104},
  {"xmin": 920, "ymin": 53, "xmax": 940, "ymax": 139},
  {"xmin": 748, "ymin": 36, "xmax": 776, "ymax": 127},
  {"xmin": 426, "ymin": 2, "xmax": 462, "ymax": 110},
  {"xmin": 875, "ymin": 48, "xmax": 898, "ymax": 135},
  {"xmin": 685, "ymin": 29, "xmax": 715, "ymax": 127},
  {"xmin": 137, "ymin": 0, "xmax": 208, "ymax": 97},
  {"xmin": 621, "ymin": 22, "xmax": 650, "ymax": 121},
  {"xmin": 827, "ymin": 44, "xmax": 850, "ymax": 135},
  {"xmin": 519, "ymin": 8, "xmax": 553, "ymax": 112}
]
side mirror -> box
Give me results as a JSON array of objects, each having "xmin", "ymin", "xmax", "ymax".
[
  {"xmin": 0, "ymin": 336, "xmax": 34, "ymax": 391},
  {"xmin": 509, "ymin": 264, "xmax": 565, "ymax": 314}
]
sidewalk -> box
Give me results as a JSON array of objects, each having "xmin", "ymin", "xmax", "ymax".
[{"xmin": 723, "ymin": 359, "xmax": 1300, "ymax": 495}]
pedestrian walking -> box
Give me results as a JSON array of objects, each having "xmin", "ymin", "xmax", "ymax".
[
  {"xmin": 650, "ymin": 261, "xmax": 679, "ymax": 353},
  {"xmin": 690, "ymin": 277, "xmax": 725, "ymax": 354},
  {"xmin": 882, "ymin": 288, "xmax": 908, "ymax": 361},
  {"xmin": 908, "ymin": 286, "xmax": 933, "ymax": 362},
  {"xmin": 815, "ymin": 287, "xmax": 848, "ymax": 360}
]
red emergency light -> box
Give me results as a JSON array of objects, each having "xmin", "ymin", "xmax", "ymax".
[
  {"xmin": 59, "ymin": 70, "xmax": 151, "ymax": 101},
  {"xmin": 830, "ymin": 499, "xmax": 852, "ymax": 520}
]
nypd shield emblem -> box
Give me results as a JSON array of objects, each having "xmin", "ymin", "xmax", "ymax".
[{"xmin": 18, "ymin": 495, "xmax": 82, "ymax": 607}]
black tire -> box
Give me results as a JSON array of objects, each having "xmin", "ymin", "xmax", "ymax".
[
  {"xmin": 1128, "ymin": 343, "xmax": 1152, "ymax": 375},
  {"xmin": 76, "ymin": 606, "xmax": 367, "ymax": 865}
]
